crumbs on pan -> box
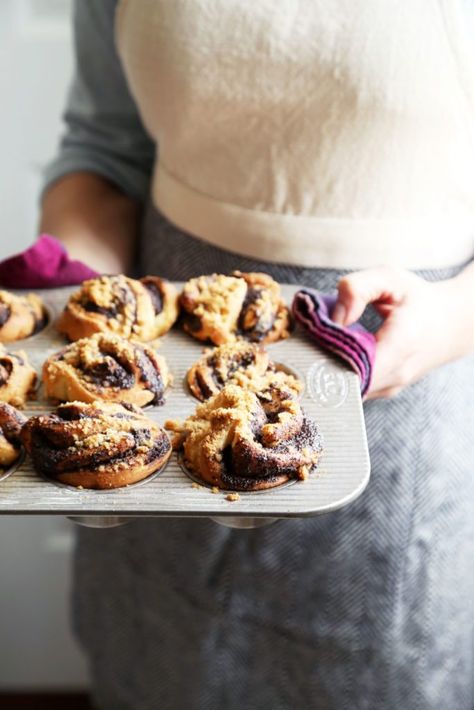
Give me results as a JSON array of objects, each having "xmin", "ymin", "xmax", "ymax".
[
  {"xmin": 226, "ymin": 493, "xmax": 240, "ymax": 502},
  {"xmin": 190, "ymin": 482, "xmax": 239, "ymax": 501}
]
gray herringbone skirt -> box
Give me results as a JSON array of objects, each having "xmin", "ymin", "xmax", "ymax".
[{"xmin": 75, "ymin": 209, "xmax": 474, "ymax": 710}]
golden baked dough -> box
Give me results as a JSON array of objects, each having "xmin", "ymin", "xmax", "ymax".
[
  {"xmin": 0, "ymin": 402, "xmax": 26, "ymax": 471},
  {"xmin": 167, "ymin": 384, "xmax": 322, "ymax": 491},
  {"xmin": 43, "ymin": 333, "xmax": 170, "ymax": 407},
  {"xmin": 0, "ymin": 290, "xmax": 46, "ymax": 342},
  {"xmin": 187, "ymin": 341, "xmax": 302, "ymax": 401},
  {"xmin": 57, "ymin": 275, "xmax": 178, "ymax": 342},
  {"xmin": 0, "ymin": 344, "xmax": 37, "ymax": 407},
  {"xmin": 21, "ymin": 400, "xmax": 172, "ymax": 489},
  {"xmin": 180, "ymin": 271, "xmax": 291, "ymax": 345}
]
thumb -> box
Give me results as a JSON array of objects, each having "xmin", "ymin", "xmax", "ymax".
[{"xmin": 332, "ymin": 267, "xmax": 409, "ymax": 326}]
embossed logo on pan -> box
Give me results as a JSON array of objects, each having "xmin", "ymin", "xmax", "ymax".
[{"xmin": 307, "ymin": 362, "xmax": 348, "ymax": 408}]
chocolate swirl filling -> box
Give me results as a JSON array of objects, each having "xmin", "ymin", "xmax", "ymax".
[
  {"xmin": 31, "ymin": 308, "xmax": 48, "ymax": 335},
  {"xmin": 238, "ymin": 287, "xmax": 276, "ymax": 341},
  {"xmin": 81, "ymin": 282, "xmax": 137, "ymax": 322},
  {"xmin": 0, "ymin": 403, "xmax": 26, "ymax": 445},
  {"xmin": 141, "ymin": 277, "xmax": 164, "ymax": 315},
  {"xmin": 188, "ymin": 343, "xmax": 265, "ymax": 401},
  {"xmin": 83, "ymin": 356, "xmax": 134, "ymax": 389},
  {"xmin": 84, "ymin": 343, "xmax": 165, "ymax": 404},
  {"xmin": 181, "ymin": 312, "xmax": 203, "ymax": 333},
  {"xmin": 0, "ymin": 304, "xmax": 11, "ymax": 327},
  {"xmin": 0, "ymin": 403, "xmax": 27, "ymax": 469},
  {"xmin": 199, "ymin": 350, "xmax": 257, "ymax": 395},
  {"xmin": 221, "ymin": 414, "xmax": 321, "ymax": 490},
  {"xmin": 0, "ymin": 359, "xmax": 13, "ymax": 386},
  {"xmin": 134, "ymin": 347, "xmax": 165, "ymax": 404}
]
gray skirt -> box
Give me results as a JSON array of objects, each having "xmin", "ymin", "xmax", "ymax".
[{"xmin": 75, "ymin": 209, "xmax": 474, "ymax": 710}]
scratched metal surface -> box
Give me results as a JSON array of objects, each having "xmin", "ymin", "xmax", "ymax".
[{"xmin": 0, "ymin": 285, "xmax": 370, "ymax": 518}]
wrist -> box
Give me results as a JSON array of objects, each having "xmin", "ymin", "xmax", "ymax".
[{"xmin": 56, "ymin": 230, "xmax": 129, "ymax": 275}]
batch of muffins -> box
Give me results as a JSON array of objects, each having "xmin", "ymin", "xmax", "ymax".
[{"xmin": 0, "ymin": 271, "xmax": 323, "ymax": 493}]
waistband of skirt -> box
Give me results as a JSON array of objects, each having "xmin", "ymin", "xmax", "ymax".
[{"xmin": 152, "ymin": 165, "xmax": 474, "ymax": 271}]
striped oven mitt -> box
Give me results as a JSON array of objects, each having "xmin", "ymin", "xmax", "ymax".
[{"xmin": 292, "ymin": 289, "xmax": 376, "ymax": 396}]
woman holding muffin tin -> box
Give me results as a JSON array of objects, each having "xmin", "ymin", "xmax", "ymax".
[{"xmin": 39, "ymin": 1, "xmax": 474, "ymax": 709}]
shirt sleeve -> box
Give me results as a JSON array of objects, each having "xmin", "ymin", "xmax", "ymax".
[{"xmin": 42, "ymin": 0, "xmax": 155, "ymax": 202}]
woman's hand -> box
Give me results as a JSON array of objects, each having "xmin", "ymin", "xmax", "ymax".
[{"xmin": 331, "ymin": 266, "xmax": 474, "ymax": 399}]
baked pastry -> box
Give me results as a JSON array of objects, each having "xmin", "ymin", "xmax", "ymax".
[
  {"xmin": 21, "ymin": 400, "xmax": 172, "ymax": 489},
  {"xmin": 0, "ymin": 344, "xmax": 37, "ymax": 407},
  {"xmin": 57, "ymin": 274, "xmax": 178, "ymax": 342},
  {"xmin": 0, "ymin": 290, "xmax": 47, "ymax": 342},
  {"xmin": 0, "ymin": 403, "xmax": 26, "ymax": 471},
  {"xmin": 180, "ymin": 271, "xmax": 291, "ymax": 344},
  {"xmin": 187, "ymin": 342, "xmax": 302, "ymax": 401},
  {"xmin": 167, "ymin": 385, "xmax": 322, "ymax": 491},
  {"xmin": 43, "ymin": 333, "xmax": 170, "ymax": 407}
]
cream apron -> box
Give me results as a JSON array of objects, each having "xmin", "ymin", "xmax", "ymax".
[{"xmin": 115, "ymin": 0, "xmax": 474, "ymax": 271}]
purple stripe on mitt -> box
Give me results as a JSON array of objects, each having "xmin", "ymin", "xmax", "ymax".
[
  {"xmin": 0, "ymin": 234, "xmax": 99, "ymax": 288},
  {"xmin": 292, "ymin": 289, "xmax": 376, "ymax": 395}
]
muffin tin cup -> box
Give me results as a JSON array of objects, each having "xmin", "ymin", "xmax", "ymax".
[
  {"xmin": 35, "ymin": 457, "xmax": 171, "ymax": 494},
  {"xmin": 0, "ymin": 285, "xmax": 370, "ymax": 521},
  {"xmin": 177, "ymin": 451, "xmax": 298, "ymax": 495},
  {"xmin": 0, "ymin": 448, "xmax": 25, "ymax": 485}
]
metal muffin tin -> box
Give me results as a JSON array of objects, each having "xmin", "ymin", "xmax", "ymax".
[{"xmin": 0, "ymin": 285, "xmax": 370, "ymax": 521}]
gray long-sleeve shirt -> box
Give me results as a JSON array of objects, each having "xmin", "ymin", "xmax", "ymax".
[{"xmin": 43, "ymin": 0, "xmax": 154, "ymax": 202}]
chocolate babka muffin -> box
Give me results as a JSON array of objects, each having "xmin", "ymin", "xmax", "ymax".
[
  {"xmin": 0, "ymin": 403, "xmax": 26, "ymax": 472},
  {"xmin": 0, "ymin": 344, "xmax": 37, "ymax": 407},
  {"xmin": 167, "ymin": 384, "xmax": 322, "ymax": 491},
  {"xmin": 180, "ymin": 271, "xmax": 291, "ymax": 345},
  {"xmin": 0, "ymin": 290, "xmax": 47, "ymax": 342},
  {"xmin": 43, "ymin": 333, "xmax": 170, "ymax": 407},
  {"xmin": 187, "ymin": 341, "xmax": 301, "ymax": 401},
  {"xmin": 21, "ymin": 400, "xmax": 172, "ymax": 489},
  {"xmin": 57, "ymin": 274, "xmax": 178, "ymax": 342}
]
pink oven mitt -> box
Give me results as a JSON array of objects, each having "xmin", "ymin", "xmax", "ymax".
[
  {"xmin": 292, "ymin": 289, "xmax": 376, "ymax": 395},
  {"xmin": 0, "ymin": 234, "xmax": 99, "ymax": 288}
]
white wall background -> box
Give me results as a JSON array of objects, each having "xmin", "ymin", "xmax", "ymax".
[
  {"xmin": 0, "ymin": 0, "xmax": 74, "ymax": 256},
  {"xmin": 0, "ymin": 0, "xmax": 90, "ymax": 690}
]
